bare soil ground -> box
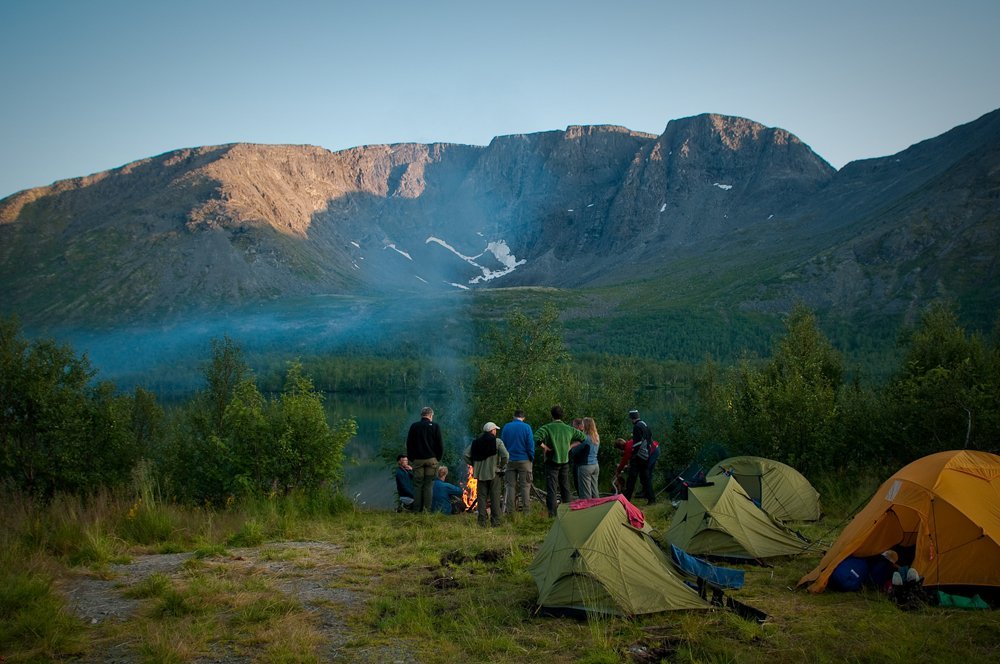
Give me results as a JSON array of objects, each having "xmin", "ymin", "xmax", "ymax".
[{"xmin": 57, "ymin": 541, "xmax": 412, "ymax": 663}]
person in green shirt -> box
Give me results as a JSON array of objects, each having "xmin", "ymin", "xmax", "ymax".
[{"xmin": 533, "ymin": 404, "xmax": 585, "ymax": 517}]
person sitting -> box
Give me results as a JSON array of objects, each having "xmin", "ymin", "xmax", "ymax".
[
  {"xmin": 889, "ymin": 559, "xmax": 928, "ymax": 609},
  {"xmin": 866, "ymin": 550, "xmax": 899, "ymax": 592},
  {"xmin": 432, "ymin": 466, "xmax": 465, "ymax": 515},
  {"xmin": 395, "ymin": 454, "xmax": 415, "ymax": 511}
]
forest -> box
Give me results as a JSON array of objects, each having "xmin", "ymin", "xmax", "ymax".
[{"xmin": 2, "ymin": 300, "xmax": 997, "ymax": 505}]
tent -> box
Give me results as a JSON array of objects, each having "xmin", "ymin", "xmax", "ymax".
[
  {"xmin": 799, "ymin": 450, "xmax": 1000, "ymax": 592},
  {"xmin": 666, "ymin": 475, "xmax": 810, "ymax": 560},
  {"xmin": 529, "ymin": 496, "xmax": 711, "ymax": 616},
  {"xmin": 707, "ymin": 456, "xmax": 821, "ymax": 522}
]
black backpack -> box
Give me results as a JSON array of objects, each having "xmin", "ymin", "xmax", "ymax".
[{"xmin": 634, "ymin": 421, "xmax": 652, "ymax": 461}]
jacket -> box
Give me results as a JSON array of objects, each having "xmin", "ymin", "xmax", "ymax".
[
  {"xmin": 406, "ymin": 417, "xmax": 444, "ymax": 461},
  {"xmin": 463, "ymin": 435, "xmax": 510, "ymax": 480}
]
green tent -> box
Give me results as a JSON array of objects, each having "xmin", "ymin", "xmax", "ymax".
[
  {"xmin": 707, "ymin": 456, "xmax": 821, "ymax": 522},
  {"xmin": 530, "ymin": 498, "xmax": 711, "ymax": 616},
  {"xmin": 666, "ymin": 475, "xmax": 809, "ymax": 560}
]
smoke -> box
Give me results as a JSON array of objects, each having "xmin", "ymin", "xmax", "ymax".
[{"xmin": 36, "ymin": 292, "xmax": 475, "ymax": 394}]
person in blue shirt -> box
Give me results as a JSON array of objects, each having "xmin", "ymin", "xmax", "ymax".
[
  {"xmin": 501, "ymin": 409, "xmax": 535, "ymax": 515},
  {"xmin": 432, "ymin": 466, "xmax": 464, "ymax": 515}
]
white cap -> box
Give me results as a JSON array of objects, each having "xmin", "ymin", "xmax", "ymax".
[{"xmin": 482, "ymin": 422, "xmax": 499, "ymax": 433}]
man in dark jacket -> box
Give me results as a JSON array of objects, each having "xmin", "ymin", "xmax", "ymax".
[
  {"xmin": 406, "ymin": 406, "xmax": 444, "ymax": 512},
  {"xmin": 625, "ymin": 409, "xmax": 655, "ymax": 504}
]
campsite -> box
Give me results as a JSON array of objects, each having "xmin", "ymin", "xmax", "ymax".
[
  {"xmin": 4, "ymin": 462, "xmax": 999, "ymax": 664},
  {"xmin": 3, "ymin": 306, "xmax": 1000, "ymax": 662}
]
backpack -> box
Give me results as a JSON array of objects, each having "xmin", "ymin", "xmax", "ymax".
[{"xmin": 634, "ymin": 421, "xmax": 652, "ymax": 461}]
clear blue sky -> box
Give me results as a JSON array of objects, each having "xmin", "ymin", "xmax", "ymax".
[{"xmin": 2, "ymin": 0, "xmax": 998, "ymax": 199}]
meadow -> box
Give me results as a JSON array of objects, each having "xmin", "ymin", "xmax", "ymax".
[{"xmin": 2, "ymin": 479, "xmax": 997, "ymax": 664}]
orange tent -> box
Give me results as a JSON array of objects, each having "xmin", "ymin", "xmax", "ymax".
[{"xmin": 799, "ymin": 450, "xmax": 1000, "ymax": 592}]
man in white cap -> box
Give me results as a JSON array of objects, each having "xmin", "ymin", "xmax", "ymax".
[{"xmin": 463, "ymin": 422, "xmax": 510, "ymax": 527}]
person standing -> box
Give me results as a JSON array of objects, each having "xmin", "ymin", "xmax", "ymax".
[
  {"xmin": 406, "ymin": 406, "xmax": 443, "ymax": 513},
  {"xmin": 576, "ymin": 417, "xmax": 601, "ymax": 499},
  {"xmin": 534, "ymin": 405, "xmax": 585, "ymax": 517},
  {"xmin": 500, "ymin": 409, "xmax": 534, "ymax": 515},
  {"xmin": 464, "ymin": 422, "xmax": 509, "ymax": 527},
  {"xmin": 614, "ymin": 437, "xmax": 659, "ymax": 496},
  {"xmin": 624, "ymin": 409, "xmax": 655, "ymax": 504},
  {"xmin": 395, "ymin": 454, "xmax": 415, "ymax": 511}
]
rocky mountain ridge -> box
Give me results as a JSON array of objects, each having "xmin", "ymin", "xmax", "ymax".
[{"xmin": 1, "ymin": 110, "xmax": 997, "ymax": 330}]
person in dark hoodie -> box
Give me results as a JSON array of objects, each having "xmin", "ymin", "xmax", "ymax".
[
  {"xmin": 463, "ymin": 422, "xmax": 509, "ymax": 527},
  {"xmin": 624, "ymin": 409, "xmax": 655, "ymax": 504},
  {"xmin": 406, "ymin": 406, "xmax": 444, "ymax": 513}
]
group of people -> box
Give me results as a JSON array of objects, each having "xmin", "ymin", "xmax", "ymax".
[{"xmin": 394, "ymin": 405, "xmax": 662, "ymax": 524}]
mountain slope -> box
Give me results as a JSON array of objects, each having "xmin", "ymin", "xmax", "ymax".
[
  {"xmin": 0, "ymin": 110, "xmax": 996, "ymax": 333},
  {"xmin": 740, "ymin": 108, "xmax": 1000, "ymax": 323}
]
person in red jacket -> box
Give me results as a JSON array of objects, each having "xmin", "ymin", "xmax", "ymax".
[{"xmin": 613, "ymin": 437, "xmax": 660, "ymax": 501}]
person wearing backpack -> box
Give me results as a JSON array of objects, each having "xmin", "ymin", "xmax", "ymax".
[
  {"xmin": 623, "ymin": 409, "xmax": 655, "ymax": 504},
  {"xmin": 463, "ymin": 422, "xmax": 510, "ymax": 527}
]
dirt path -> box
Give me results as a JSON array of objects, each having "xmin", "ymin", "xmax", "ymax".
[{"xmin": 58, "ymin": 541, "xmax": 411, "ymax": 663}]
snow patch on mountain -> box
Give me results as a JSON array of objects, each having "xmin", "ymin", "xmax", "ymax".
[
  {"xmin": 385, "ymin": 243, "xmax": 412, "ymax": 260},
  {"xmin": 426, "ymin": 236, "xmax": 527, "ymax": 284}
]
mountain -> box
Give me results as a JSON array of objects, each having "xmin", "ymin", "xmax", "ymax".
[
  {"xmin": 753, "ymin": 109, "xmax": 1000, "ymax": 324},
  {"xmin": 1, "ymin": 110, "xmax": 997, "ymax": 340}
]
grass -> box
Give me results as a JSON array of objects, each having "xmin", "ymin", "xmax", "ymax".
[{"xmin": 0, "ymin": 488, "xmax": 997, "ymax": 663}]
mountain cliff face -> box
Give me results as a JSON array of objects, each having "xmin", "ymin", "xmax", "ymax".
[
  {"xmin": 739, "ymin": 109, "xmax": 1000, "ymax": 324},
  {"xmin": 0, "ymin": 110, "xmax": 996, "ymax": 328}
]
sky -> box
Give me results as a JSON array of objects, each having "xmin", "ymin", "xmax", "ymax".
[{"xmin": 1, "ymin": 0, "xmax": 999, "ymax": 200}]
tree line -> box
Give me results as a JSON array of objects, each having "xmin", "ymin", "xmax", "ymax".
[
  {"xmin": 0, "ymin": 321, "xmax": 354, "ymax": 503},
  {"xmin": 470, "ymin": 302, "xmax": 1000, "ymax": 486},
  {"xmin": 663, "ymin": 303, "xmax": 1000, "ymax": 480},
  {"xmin": 2, "ymin": 299, "xmax": 997, "ymax": 504}
]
